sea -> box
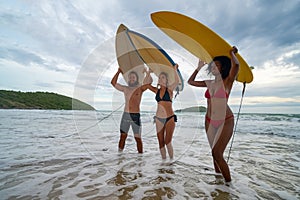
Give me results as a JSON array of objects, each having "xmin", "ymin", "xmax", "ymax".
[{"xmin": 0, "ymin": 109, "xmax": 299, "ymax": 200}]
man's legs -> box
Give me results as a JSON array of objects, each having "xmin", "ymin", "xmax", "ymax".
[{"xmin": 119, "ymin": 133, "xmax": 128, "ymax": 151}]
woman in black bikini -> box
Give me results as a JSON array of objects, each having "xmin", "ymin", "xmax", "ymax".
[
  {"xmin": 145, "ymin": 64, "xmax": 180, "ymax": 160},
  {"xmin": 187, "ymin": 46, "xmax": 239, "ymax": 182}
]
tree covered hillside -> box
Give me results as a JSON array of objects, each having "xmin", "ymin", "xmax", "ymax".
[
  {"xmin": 175, "ymin": 106, "xmax": 206, "ymax": 112},
  {"xmin": 0, "ymin": 90, "xmax": 94, "ymax": 110}
]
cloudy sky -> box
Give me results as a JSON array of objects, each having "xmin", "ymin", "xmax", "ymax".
[{"xmin": 1, "ymin": 0, "xmax": 300, "ymax": 113}]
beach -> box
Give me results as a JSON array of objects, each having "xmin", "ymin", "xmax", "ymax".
[{"xmin": 0, "ymin": 109, "xmax": 299, "ymax": 199}]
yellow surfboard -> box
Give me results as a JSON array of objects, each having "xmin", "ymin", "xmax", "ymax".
[
  {"xmin": 151, "ymin": 11, "xmax": 253, "ymax": 83},
  {"xmin": 116, "ymin": 24, "xmax": 184, "ymax": 91}
]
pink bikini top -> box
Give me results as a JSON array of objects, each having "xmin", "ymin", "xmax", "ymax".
[{"xmin": 205, "ymin": 88, "xmax": 229, "ymax": 99}]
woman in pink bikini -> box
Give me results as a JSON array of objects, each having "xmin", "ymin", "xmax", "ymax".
[{"xmin": 187, "ymin": 46, "xmax": 239, "ymax": 182}]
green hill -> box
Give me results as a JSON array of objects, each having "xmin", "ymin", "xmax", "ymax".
[
  {"xmin": 175, "ymin": 106, "xmax": 206, "ymax": 112},
  {"xmin": 0, "ymin": 90, "xmax": 95, "ymax": 110}
]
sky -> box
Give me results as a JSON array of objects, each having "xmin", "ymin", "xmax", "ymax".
[{"xmin": 1, "ymin": 0, "xmax": 300, "ymax": 113}]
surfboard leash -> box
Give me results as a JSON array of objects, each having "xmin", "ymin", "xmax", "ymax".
[
  {"xmin": 174, "ymin": 86, "xmax": 180, "ymax": 99},
  {"xmin": 227, "ymin": 82, "xmax": 246, "ymax": 163},
  {"xmin": 62, "ymin": 103, "xmax": 125, "ymax": 138}
]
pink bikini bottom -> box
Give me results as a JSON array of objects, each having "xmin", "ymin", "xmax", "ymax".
[{"xmin": 206, "ymin": 115, "xmax": 234, "ymax": 128}]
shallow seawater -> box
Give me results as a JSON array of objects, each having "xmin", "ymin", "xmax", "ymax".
[{"xmin": 0, "ymin": 110, "xmax": 299, "ymax": 199}]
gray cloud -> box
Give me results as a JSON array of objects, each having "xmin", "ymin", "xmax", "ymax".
[
  {"xmin": 0, "ymin": 47, "xmax": 44, "ymax": 66},
  {"xmin": 34, "ymin": 81, "xmax": 54, "ymax": 88},
  {"xmin": 2, "ymin": 0, "xmax": 299, "ymax": 69},
  {"xmin": 164, "ymin": 1, "xmax": 300, "ymax": 68},
  {"xmin": 244, "ymin": 85, "xmax": 300, "ymax": 98},
  {"xmin": 285, "ymin": 51, "xmax": 300, "ymax": 65},
  {"xmin": 1, "ymin": 1, "xmax": 107, "ymax": 67},
  {"xmin": 56, "ymin": 80, "xmax": 75, "ymax": 86},
  {"xmin": 0, "ymin": 46, "xmax": 70, "ymax": 72}
]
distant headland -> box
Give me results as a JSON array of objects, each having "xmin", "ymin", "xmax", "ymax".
[
  {"xmin": 175, "ymin": 106, "xmax": 206, "ymax": 112},
  {"xmin": 0, "ymin": 90, "xmax": 94, "ymax": 110}
]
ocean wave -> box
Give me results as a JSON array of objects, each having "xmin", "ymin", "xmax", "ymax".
[{"xmin": 240, "ymin": 113, "xmax": 300, "ymax": 122}]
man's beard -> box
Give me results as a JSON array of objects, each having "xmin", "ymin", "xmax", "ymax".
[{"xmin": 128, "ymin": 81, "xmax": 138, "ymax": 87}]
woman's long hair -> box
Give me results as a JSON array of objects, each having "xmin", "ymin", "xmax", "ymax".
[
  {"xmin": 207, "ymin": 56, "xmax": 231, "ymax": 79},
  {"xmin": 157, "ymin": 72, "xmax": 168, "ymax": 89}
]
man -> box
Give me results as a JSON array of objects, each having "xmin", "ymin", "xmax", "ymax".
[{"xmin": 111, "ymin": 68, "xmax": 150, "ymax": 153}]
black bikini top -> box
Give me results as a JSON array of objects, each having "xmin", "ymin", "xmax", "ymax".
[{"xmin": 155, "ymin": 89, "xmax": 172, "ymax": 102}]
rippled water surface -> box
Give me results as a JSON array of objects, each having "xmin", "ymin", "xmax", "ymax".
[{"xmin": 0, "ymin": 110, "xmax": 299, "ymax": 199}]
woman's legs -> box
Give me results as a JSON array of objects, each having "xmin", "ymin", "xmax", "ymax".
[
  {"xmin": 165, "ymin": 118, "xmax": 175, "ymax": 159},
  {"xmin": 155, "ymin": 116, "xmax": 176, "ymax": 159},
  {"xmin": 211, "ymin": 117, "xmax": 234, "ymax": 182},
  {"xmin": 156, "ymin": 121, "xmax": 166, "ymax": 159},
  {"xmin": 205, "ymin": 118, "xmax": 221, "ymax": 173}
]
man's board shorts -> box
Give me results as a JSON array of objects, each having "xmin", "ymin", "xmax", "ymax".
[{"xmin": 120, "ymin": 112, "xmax": 141, "ymax": 134}]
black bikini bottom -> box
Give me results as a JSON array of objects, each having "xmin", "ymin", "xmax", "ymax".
[{"xmin": 154, "ymin": 115, "xmax": 177, "ymax": 125}]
